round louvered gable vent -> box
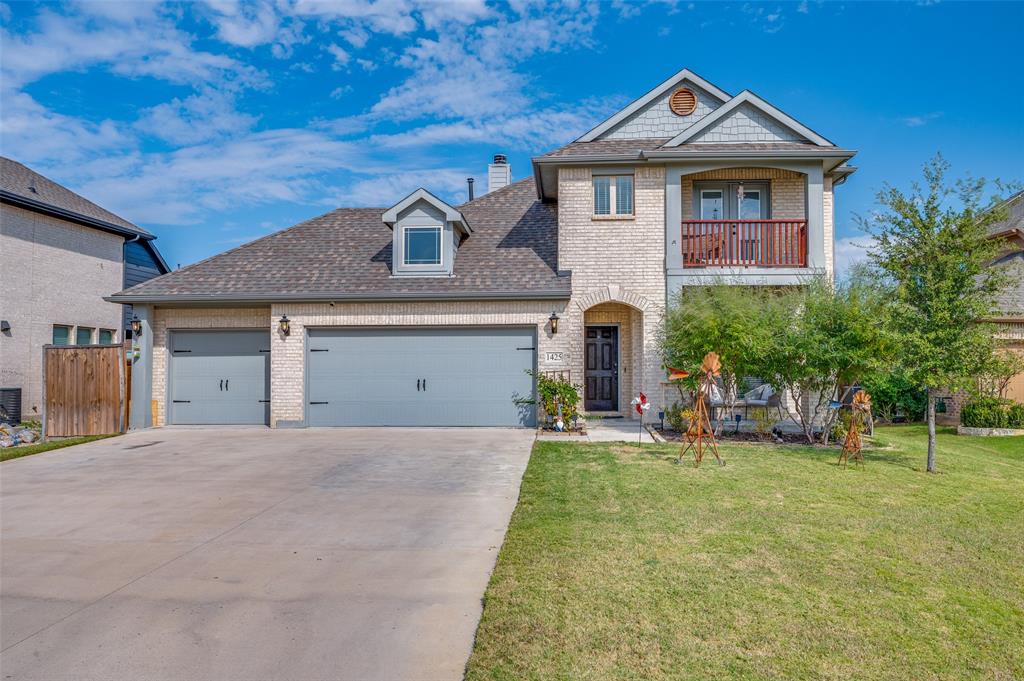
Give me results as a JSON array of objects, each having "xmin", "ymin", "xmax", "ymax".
[{"xmin": 669, "ymin": 88, "xmax": 698, "ymax": 116}]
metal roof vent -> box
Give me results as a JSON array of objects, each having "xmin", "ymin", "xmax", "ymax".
[{"xmin": 669, "ymin": 88, "xmax": 697, "ymax": 116}]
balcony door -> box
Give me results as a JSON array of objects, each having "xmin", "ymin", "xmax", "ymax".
[{"xmin": 697, "ymin": 183, "xmax": 769, "ymax": 221}]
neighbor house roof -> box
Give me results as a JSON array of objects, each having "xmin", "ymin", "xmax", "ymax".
[
  {"xmin": 0, "ymin": 157, "xmax": 154, "ymax": 239},
  {"xmin": 987, "ymin": 190, "xmax": 1024, "ymax": 240},
  {"xmin": 108, "ymin": 178, "xmax": 570, "ymax": 304}
]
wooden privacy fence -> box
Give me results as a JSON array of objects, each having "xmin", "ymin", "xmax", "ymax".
[{"xmin": 43, "ymin": 344, "xmax": 125, "ymax": 437}]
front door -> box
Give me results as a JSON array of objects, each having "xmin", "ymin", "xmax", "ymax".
[{"xmin": 584, "ymin": 326, "xmax": 618, "ymax": 411}]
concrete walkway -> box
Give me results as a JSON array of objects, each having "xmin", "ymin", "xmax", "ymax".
[
  {"xmin": 534, "ymin": 418, "xmax": 657, "ymax": 444},
  {"xmin": 0, "ymin": 427, "xmax": 534, "ymax": 681}
]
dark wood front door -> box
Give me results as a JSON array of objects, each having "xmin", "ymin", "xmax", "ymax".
[{"xmin": 584, "ymin": 326, "xmax": 618, "ymax": 411}]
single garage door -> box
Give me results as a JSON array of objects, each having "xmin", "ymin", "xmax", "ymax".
[
  {"xmin": 307, "ymin": 327, "xmax": 536, "ymax": 427},
  {"xmin": 168, "ymin": 330, "xmax": 270, "ymax": 425}
]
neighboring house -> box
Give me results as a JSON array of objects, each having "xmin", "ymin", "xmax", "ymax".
[
  {"xmin": 937, "ymin": 190, "xmax": 1024, "ymax": 423},
  {"xmin": 109, "ymin": 68, "xmax": 855, "ymax": 429},
  {"xmin": 0, "ymin": 157, "xmax": 169, "ymax": 420}
]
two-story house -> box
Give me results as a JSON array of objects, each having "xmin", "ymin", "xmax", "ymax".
[
  {"xmin": 0, "ymin": 157, "xmax": 169, "ymax": 421},
  {"xmin": 108, "ymin": 68, "xmax": 855, "ymax": 430}
]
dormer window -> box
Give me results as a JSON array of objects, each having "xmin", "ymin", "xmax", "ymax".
[
  {"xmin": 382, "ymin": 188, "xmax": 472, "ymax": 277},
  {"xmin": 404, "ymin": 226, "xmax": 442, "ymax": 265}
]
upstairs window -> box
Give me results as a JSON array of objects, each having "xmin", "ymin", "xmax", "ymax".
[
  {"xmin": 403, "ymin": 226, "xmax": 441, "ymax": 266},
  {"xmin": 99, "ymin": 329, "xmax": 115, "ymax": 344},
  {"xmin": 76, "ymin": 327, "xmax": 94, "ymax": 345},
  {"xmin": 593, "ymin": 174, "xmax": 634, "ymax": 216}
]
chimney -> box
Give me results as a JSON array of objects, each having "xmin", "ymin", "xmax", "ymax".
[
  {"xmin": 467, "ymin": 177, "xmax": 475, "ymax": 201},
  {"xmin": 487, "ymin": 153, "xmax": 511, "ymax": 194}
]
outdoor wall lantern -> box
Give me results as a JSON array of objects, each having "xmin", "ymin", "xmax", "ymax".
[
  {"xmin": 130, "ymin": 314, "xmax": 142, "ymax": 337},
  {"xmin": 549, "ymin": 311, "xmax": 560, "ymax": 335},
  {"xmin": 1, "ymin": 320, "xmax": 10, "ymax": 333},
  {"xmin": 279, "ymin": 314, "xmax": 291, "ymax": 337}
]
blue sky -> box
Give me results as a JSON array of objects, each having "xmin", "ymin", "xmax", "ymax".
[{"xmin": 2, "ymin": 1, "xmax": 1022, "ymax": 274}]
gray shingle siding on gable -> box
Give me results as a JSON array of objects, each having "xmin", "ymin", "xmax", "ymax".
[
  {"xmin": 602, "ymin": 82, "xmax": 724, "ymax": 140},
  {"xmin": 110, "ymin": 178, "xmax": 569, "ymax": 302},
  {"xmin": 691, "ymin": 102, "xmax": 805, "ymax": 144}
]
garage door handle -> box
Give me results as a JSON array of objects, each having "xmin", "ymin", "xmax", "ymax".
[
  {"xmin": 225, "ymin": 379, "xmax": 229, "ymax": 391},
  {"xmin": 310, "ymin": 348, "xmax": 329, "ymax": 352},
  {"xmin": 417, "ymin": 379, "xmax": 421, "ymax": 391},
  {"xmin": 174, "ymin": 349, "xmax": 192, "ymax": 353},
  {"xmin": 310, "ymin": 401, "xmax": 329, "ymax": 405},
  {"xmin": 423, "ymin": 378, "xmax": 427, "ymax": 391},
  {"xmin": 219, "ymin": 379, "xmax": 223, "ymax": 391},
  {"xmin": 259, "ymin": 349, "xmax": 270, "ymax": 353},
  {"xmin": 173, "ymin": 400, "xmax": 191, "ymax": 403},
  {"xmin": 259, "ymin": 399, "xmax": 270, "ymax": 403},
  {"xmin": 516, "ymin": 347, "xmax": 536, "ymax": 351}
]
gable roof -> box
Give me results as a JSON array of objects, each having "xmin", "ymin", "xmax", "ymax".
[
  {"xmin": 986, "ymin": 190, "xmax": 1024, "ymax": 240},
  {"xmin": 382, "ymin": 187, "xmax": 472, "ymax": 234},
  {"xmin": 0, "ymin": 157, "xmax": 154, "ymax": 239},
  {"xmin": 108, "ymin": 178, "xmax": 569, "ymax": 303},
  {"xmin": 663, "ymin": 90, "xmax": 835, "ymax": 147},
  {"xmin": 576, "ymin": 68, "xmax": 731, "ymax": 143}
]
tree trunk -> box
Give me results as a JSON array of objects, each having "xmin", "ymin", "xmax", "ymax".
[{"xmin": 926, "ymin": 389, "xmax": 937, "ymax": 473}]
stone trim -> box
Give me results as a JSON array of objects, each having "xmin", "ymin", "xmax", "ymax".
[{"xmin": 575, "ymin": 285, "xmax": 656, "ymax": 313}]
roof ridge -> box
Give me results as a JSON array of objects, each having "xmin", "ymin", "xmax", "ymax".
[{"xmin": 458, "ymin": 176, "xmax": 533, "ymax": 208}]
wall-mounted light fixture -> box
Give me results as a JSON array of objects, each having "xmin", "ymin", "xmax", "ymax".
[
  {"xmin": 549, "ymin": 311, "xmax": 560, "ymax": 335},
  {"xmin": 279, "ymin": 314, "xmax": 291, "ymax": 337},
  {"xmin": 130, "ymin": 314, "xmax": 142, "ymax": 337},
  {"xmin": 1, "ymin": 320, "xmax": 10, "ymax": 333}
]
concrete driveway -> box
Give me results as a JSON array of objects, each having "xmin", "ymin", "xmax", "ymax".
[{"xmin": 0, "ymin": 427, "xmax": 534, "ymax": 681}]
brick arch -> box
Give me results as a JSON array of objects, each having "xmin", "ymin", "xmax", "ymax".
[{"xmin": 575, "ymin": 285, "xmax": 655, "ymax": 313}]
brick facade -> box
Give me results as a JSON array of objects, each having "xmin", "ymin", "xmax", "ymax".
[
  {"xmin": 0, "ymin": 205, "xmax": 124, "ymax": 418},
  {"xmin": 557, "ymin": 166, "xmax": 667, "ymax": 419}
]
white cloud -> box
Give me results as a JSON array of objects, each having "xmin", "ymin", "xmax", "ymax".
[
  {"xmin": 330, "ymin": 168, "xmax": 472, "ymax": 207},
  {"xmin": 834, "ymin": 235, "xmax": 878, "ymax": 280},
  {"xmin": 326, "ymin": 42, "xmax": 351, "ymax": 68},
  {"xmin": 135, "ymin": 89, "xmax": 259, "ymax": 145},
  {"xmin": 902, "ymin": 112, "xmax": 943, "ymax": 127}
]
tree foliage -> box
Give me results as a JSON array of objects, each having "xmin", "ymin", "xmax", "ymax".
[{"xmin": 859, "ymin": 154, "xmax": 1013, "ymax": 471}]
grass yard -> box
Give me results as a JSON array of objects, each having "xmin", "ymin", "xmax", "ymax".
[
  {"xmin": 466, "ymin": 426, "xmax": 1024, "ymax": 681},
  {"xmin": 0, "ymin": 434, "xmax": 117, "ymax": 462}
]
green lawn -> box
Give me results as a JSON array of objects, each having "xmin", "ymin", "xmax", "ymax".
[
  {"xmin": 466, "ymin": 426, "xmax": 1024, "ymax": 681},
  {"xmin": 0, "ymin": 434, "xmax": 117, "ymax": 462}
]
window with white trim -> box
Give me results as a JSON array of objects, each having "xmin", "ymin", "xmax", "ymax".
[
  {"xmin": 403, "ymin": 226, "xmax": 442, "ymax": 266},
  {"xmin": 593, "ymin": 175, "xmax": 634, "ymax": 216}
]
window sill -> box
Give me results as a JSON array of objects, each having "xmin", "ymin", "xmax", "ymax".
[{"xmin": 591, "ymin": 214, "xmax": 636, "ymax": 222}]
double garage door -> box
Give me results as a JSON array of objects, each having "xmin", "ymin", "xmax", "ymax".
[{"xmin": 167, "ymin": 327, "xmax": 536, "ymax": 427}]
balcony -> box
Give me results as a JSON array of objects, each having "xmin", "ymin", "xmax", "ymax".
[{"xmin": 681, "ymin": 220, "xmax": 807, "ymax": 268}]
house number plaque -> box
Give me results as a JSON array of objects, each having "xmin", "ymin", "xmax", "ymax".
[{"xmin": 545, "ymin": 351, "xmax": 568, "ymax": 364}]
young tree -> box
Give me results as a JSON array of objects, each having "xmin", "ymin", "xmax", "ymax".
[
  {"xmin": 662, "ymin": 285, "xmax": 775, "ymax": 434},
  {"xmin": 860, "ymin": 155, "xmax": 1011, "ymax": 472},
  {"xmin": 755, "ymin": 279, "xmax": 892, "ymax": 444}
]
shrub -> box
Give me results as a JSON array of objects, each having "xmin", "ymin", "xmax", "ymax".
[
  {"xmin": 666, "ymin": 402, "xmax": 692, "ymax": 433},
  {"xmin": 749, "ymin": 407, "xmax": 774, "ymax": 441},
  {"xmin": 961, "ymin": 397, "xmax": 1024, "ymax": 429},
  {"xmin": 860, "ymin": 371, "xmax": 927, "ymax": 422},
  {"xmin": 527, "ymin": 371, "xmax": 581, "ymax": 427}
]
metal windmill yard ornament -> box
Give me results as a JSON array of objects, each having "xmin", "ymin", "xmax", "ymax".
[
  {"xmin": 678, "ymin": 352, "xmax": 725, "ymax": 467},
  {"xmin": 838, "ymin": 389, "xmax": 872, "ymax": 468}
]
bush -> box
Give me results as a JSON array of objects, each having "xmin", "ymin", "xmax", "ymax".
[
  {"xmin": 961, "ymin": 397, "xmax": 1024, "ymax": 429},
  {"xmin": 526, "ymin": 371, "xmax": 581, "ymax": 427},
  {"xmin": 666, "ymin": 402, "xmax": 692, "ymax": 433},
  {"xmin": 860, "ymin": 371, "xmax": 927, "ymax": 422}
]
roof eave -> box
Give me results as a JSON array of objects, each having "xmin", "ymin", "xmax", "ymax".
[
  {"xmin": 105, "ymin": 288, "xmax": 573, "ymax": 305},
  {"xmin": 1, "ymin": 190, "xmax": 153, "ymax": 240}
]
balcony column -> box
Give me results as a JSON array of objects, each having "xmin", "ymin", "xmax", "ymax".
[
  {"xmin": 664, "ymin": 166, "xmax": 684, "ymax": 272},
  {"xmin": 804, "ymin": 162, "xmax": 825, "ymax": 271}
]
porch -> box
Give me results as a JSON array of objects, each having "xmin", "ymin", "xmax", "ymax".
[{"xmin": 666, "ymin": 165, "xmax": 832, "ymax": 290}]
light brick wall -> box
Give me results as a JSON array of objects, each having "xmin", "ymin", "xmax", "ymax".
[
  {"xmin": 680, "ymin": 167, "xmax": 806, "ymax": 220},
  {"xmin": 557, "ymin": 166, "xmax": 666, "ymax": 418},
  {"xmin": 0, "ymin": 205, "xmax": 123, "ymax": 418},
  {"xmin": 150, "ymin": 307, "xmax": 271, "ymax": 426},
  {"xmin": 824, "ymin": 176, "xmax": 835, "ymax": 278}
]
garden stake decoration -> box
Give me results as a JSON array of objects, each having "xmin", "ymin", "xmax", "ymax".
[
  {"xmin": 678, "ymin": 352, "xmax": 724, "ymax": 467},
  {"xmin": 838, "ymin": 389, "xmax": 872, "ymax": 468},
  {"xmin": 631, "ymin": 392, "xmax": 650, "ymax": 445}
]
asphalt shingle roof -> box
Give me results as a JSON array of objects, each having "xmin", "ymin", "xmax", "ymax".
[
  {"xmin": 0, "ymin": 157, "xmax": 151, "ymax": 237},
  {"xmin": 112, "ymin": 177, "xmax": 569, "ymax": 301}
]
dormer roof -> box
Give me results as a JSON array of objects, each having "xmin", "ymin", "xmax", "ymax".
[{"xmin": 383, "ymin": 187, "xmax": 472, "ymax": 235}]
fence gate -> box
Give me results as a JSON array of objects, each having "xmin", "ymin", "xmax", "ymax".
[{"xmin": 43, "ymin": 345, "xmax": 124, "ymax": 437}]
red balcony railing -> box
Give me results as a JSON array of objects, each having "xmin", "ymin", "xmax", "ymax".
[{"xmin": 682, "ymin": 220, "xmax": 807, "ymax": 268}]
